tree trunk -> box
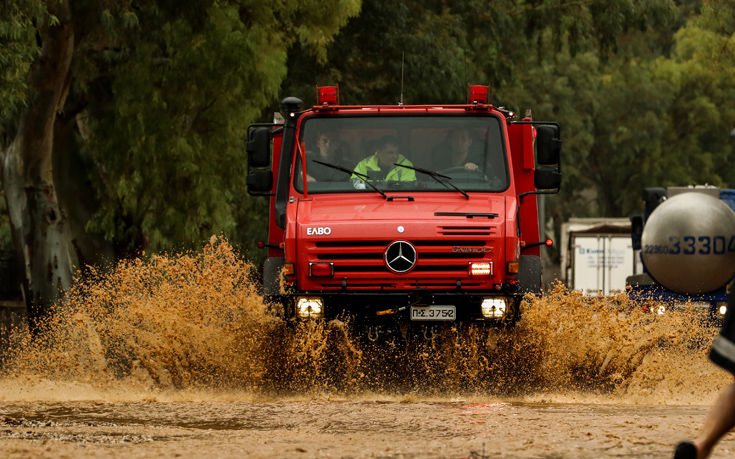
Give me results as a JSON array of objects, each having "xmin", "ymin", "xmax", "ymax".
[
  {"xmin": 53, "ymin": 116, "xmax": 116, "ymax": 269},
  {"xmin": 1, "ymin": 1, "xmax": 77, "ymax": 331}
]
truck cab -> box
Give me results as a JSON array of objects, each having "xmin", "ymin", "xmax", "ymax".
[{"xmin": 247, "ymin": 86, "xmax": 561, "ymax": 330}]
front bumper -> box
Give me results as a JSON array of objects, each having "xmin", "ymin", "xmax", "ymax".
[{"xmin": 284, "ymin": 290, "xmax": 522, "ymax": 324}]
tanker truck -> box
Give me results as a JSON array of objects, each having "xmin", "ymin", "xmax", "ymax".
[{"xmin": 627, "ymin": 185, "xmax": 735, "ymax": 321}]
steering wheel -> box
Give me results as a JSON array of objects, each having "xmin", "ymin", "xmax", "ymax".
[
  {"xmin": 439, "ymin": 166, "xmax": 472, "ymax": 175},
  {"xmin": 439, "ymin": 166, "xmax": 487, "ymax": 180}
]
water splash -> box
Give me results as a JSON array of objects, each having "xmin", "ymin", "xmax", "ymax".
[{"xmin": 0, "ymin": 238, "xmax": 727, "ymax": 403}]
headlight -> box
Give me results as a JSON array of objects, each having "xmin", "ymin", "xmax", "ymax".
[
  {"xmin": 296, "ymin": 296, "xmax": 324, "ymax": 319},
  {"xmin": 469, "ymin": 262, "xmax": 492, "ymax": 276},
  {"xmin": 481, "ymin": 297, "xmax": 507, "ymax": 318},
  {"xmin": 717, "ymin": 302, "xmax": 728, "ymax": 316}
]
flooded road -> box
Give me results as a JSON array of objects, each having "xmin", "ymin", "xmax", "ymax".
[
  {"xmin": 0, "ymin": 395, "xmax": 732, "ymax": 458},
  {"xmin": 1, "ymin": 240, "xmax": 733, "ymax": 457}
]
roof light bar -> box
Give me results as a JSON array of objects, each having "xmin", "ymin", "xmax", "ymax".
[
  {"xmin": 467, "ymin": 84, "xmax": 490, "ymax": 104},
  {"xmin": 316, "ymin": 85, "xmax": 339, "ymax": 105}
]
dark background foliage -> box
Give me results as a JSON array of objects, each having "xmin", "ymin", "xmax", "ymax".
[{"xmin": 1, "ymin": 0, "xmax": 733, "ymax": 283}]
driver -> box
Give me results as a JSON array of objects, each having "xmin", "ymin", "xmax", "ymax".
[
  {"xmin": 433, "ymin": 128, "xmax": 482, "ymax": 171},
  {"xmin": 352, "ymin": 136, "xmax": 416, "ymax": 186},
  {"xmin": 305, "ymin": 130, "xmax": 352, "ymax": 182}
]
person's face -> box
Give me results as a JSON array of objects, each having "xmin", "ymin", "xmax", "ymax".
[
  {"xmin": 317, "ymin": 134, "xmax": 332, "ymax": 155},
  {"xmin": 376, "ymin": 142, "xmax": 399, "ymax": 167},
  {"xmin": 450, "ymin": 129, "xmax": 472, "ymax": 153}
]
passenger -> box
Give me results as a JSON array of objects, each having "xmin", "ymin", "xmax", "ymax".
[
  {"xmin": 305, "ymin": 130, "xmax": 352, "ymax": 182},
  {"xmin": 674, "ymin": 280, "xmax": 735, "ymax": 459},
  {"xmin": 351, "ymin": 136, "xmax": 416, "ymax": 187},
  {"xmin": 433, "ymin": 127, "xmax": 483, "ymax": 172}
]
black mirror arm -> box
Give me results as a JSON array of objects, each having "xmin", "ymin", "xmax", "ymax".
[{"xmin": 519, "ymin": 188, "xmax": 560, "ymax": 203}]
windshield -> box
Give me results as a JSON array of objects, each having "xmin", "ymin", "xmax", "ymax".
[{"xmin": 294, "ymin": 115, "xmax": 508, "ymax": 194}]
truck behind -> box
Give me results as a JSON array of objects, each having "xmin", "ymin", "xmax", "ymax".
[{"xmin": 628, "ymin": 185, "xmax": 735, "ymax": 321}]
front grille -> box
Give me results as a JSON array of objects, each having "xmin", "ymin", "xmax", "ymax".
[
  {"xmin": 413, "ymin": 240, "xmax": 485, "ymax": 246},
  {"xmin": 438, "ymin": 225, "xmax": 495, "ymax": 236},
  {"xmin": 319, "ymin": 250, "xmax": 484, "ymax": 261},
  {"xmin": 317, "ymin": 281, "xmax": 484, "ymax": 288},
  {"xmin": 318, "ymin": 253, "xmax": 383, "ymax": 260},
  {"xmin": 316, "ymin": 240, "xmax": 489, "ymax": 248},
  {"xmin": 315, "ymin": 241, "xmax": 391, "ymax": 248},
  {"xmin": 307, "ymin": 238, "xmax": 496, "ymax": 283},
  {"xmin": 333, "ymin": 264, "xmax": 470, "ymax": 273}
]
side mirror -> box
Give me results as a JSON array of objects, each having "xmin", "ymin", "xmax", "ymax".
[
  {"xmin": 247, "ymin": 169, "xmax": 273, "ymax": 194},
  {"xmin": 536, "ymin": 125, "xmax": 561, "ymax": 165},
  {"xmin": 630, "ymin": 215, "xmax": 643, "ymax": 251},
  {"xmin": 534, "ymin": 167, "xmax": 561, "ymax": 190},
  {"xmin": 247, "ymin": 127, "xmax": 272, "ymax": 168},
  {"xmin": 643, "ymin": 187, "xmax": 667, "ymax": 216}
]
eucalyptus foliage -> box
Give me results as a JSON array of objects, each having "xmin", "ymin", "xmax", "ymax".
[
  {"xmin": 1, "ymin": 0, "xmax": 360, "ymax": 259},
  {"xmin": 1, "ymin": 0, "xmax": 734, "ymax": 274},
  {"xmin": 83, "ymin": 1, "xmax": 360, "ymax": 253},
  {"xmin": 282, "ymin": 0, "xmax": 733, "ymax": 225},
  {"xmin": 0, "ymin": 0, "xmax": 45, "ymax": 135}
]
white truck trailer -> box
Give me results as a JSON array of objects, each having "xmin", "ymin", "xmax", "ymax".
[{"xmin": 561, "ymin": 218, "xmax": 641, "ymax": 295}]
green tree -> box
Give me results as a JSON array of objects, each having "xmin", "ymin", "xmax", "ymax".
[
  {"xmin": 277, "ymin": 0, "xmax": 684, "ymax": 223},
  {"xmin": 556, "ymin": 0, "xmax": 735, "ymax": 217},
  {"xmin": 479, "ymin": 0, "xmax": 685, "ymax": 218},
  {"xmin": 0, "ymin": 0, "xmax": 360, "ymax": 325},
  {"xmin": 671, "ymin": 0, "xmax": 735, "ymax": 186},
  {"xmin": 283, "ymin": 0, "xmax": 472, "ymax": 106}
]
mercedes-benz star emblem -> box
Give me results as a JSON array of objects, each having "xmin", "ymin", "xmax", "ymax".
[{"xmin": 385, "ymin": 241, "xmax": 417, "ymax": 273}]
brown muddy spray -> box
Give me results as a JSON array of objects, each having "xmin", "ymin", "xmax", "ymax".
[{"xmin": 0, "ymin": 238, "xmax": 727, "ymax": 403}]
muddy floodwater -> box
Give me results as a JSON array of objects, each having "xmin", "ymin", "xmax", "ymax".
[
  {"xmin": 1, "ymin": 240, "xmax": 734, "ymax": 457},
  {"xmin": 1, "ymin": 395, "xmax": 733, "ymax": 458}
]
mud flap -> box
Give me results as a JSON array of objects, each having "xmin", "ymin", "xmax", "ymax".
[
  {"xmin": 263, "ymin": 257, "xmax": 284, "ymax": 297},
  {"xmin": 518, "ymin": 255, "xmax": 541, "ymax": 295}
]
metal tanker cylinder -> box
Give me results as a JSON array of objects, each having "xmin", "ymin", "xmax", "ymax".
[{"xmin": 641, "ymin": 192, "xmax": 735, "ymax": 294}]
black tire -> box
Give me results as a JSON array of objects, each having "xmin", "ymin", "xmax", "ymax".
[{"xmin": 626, "ymin": 273, "xmax": 654, "ymax": 287}]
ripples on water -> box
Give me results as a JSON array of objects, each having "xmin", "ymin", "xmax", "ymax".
[{"xmin": 0, "ymin": 237, "xmax": 727, "ymax": 403}]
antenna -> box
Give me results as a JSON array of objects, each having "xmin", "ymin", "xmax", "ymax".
[
  {"xmin": 400, "ymin": 52, "xmax": 404, "ymax": 105},
  {"xmin": 463, "ymin": 49, "xmax": 468, "ymax": 102}
]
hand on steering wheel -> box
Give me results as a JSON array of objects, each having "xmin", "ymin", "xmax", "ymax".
[
  {"xmin": 439, "ymin": 165, "xmax": 488, "ymax": 182},
  {"xmin": 439, "ymin": 166, "xmax": 471, "ymax": 174}
]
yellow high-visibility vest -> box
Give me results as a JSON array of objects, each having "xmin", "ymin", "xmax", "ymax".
[{"xmin": 351, "ymin": 153, "xmax": 416, "ymax": 182}]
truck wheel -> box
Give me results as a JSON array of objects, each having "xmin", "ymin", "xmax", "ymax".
[
  {"xmin": 263, "ymin": 257, "xmax": 284, "ymax": 297},
  {"xmin": 626, "ymin": 273, "xmax": 654, "ymax": 287},
  {"xmin": 518, "ymin": 255, "xmax": 542, "ymax": 295}
]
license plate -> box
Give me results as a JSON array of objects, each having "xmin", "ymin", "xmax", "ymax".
[{"xmin": 410, "ymin": 305, "xmax": 456, "ymax": 321}]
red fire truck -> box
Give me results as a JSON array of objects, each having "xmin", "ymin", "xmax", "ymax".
[{"xmin": 246, "ymin": 85, "xmax": 560, "ymax": 333}]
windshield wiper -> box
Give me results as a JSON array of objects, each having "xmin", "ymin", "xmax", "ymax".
[
  {"xmin": 311, "ymin": 159, "xmax": 387, "ymax": 200},
  {"xmin": 392, "ymin": 163, "xmax": 469, "ymax": 199}
]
